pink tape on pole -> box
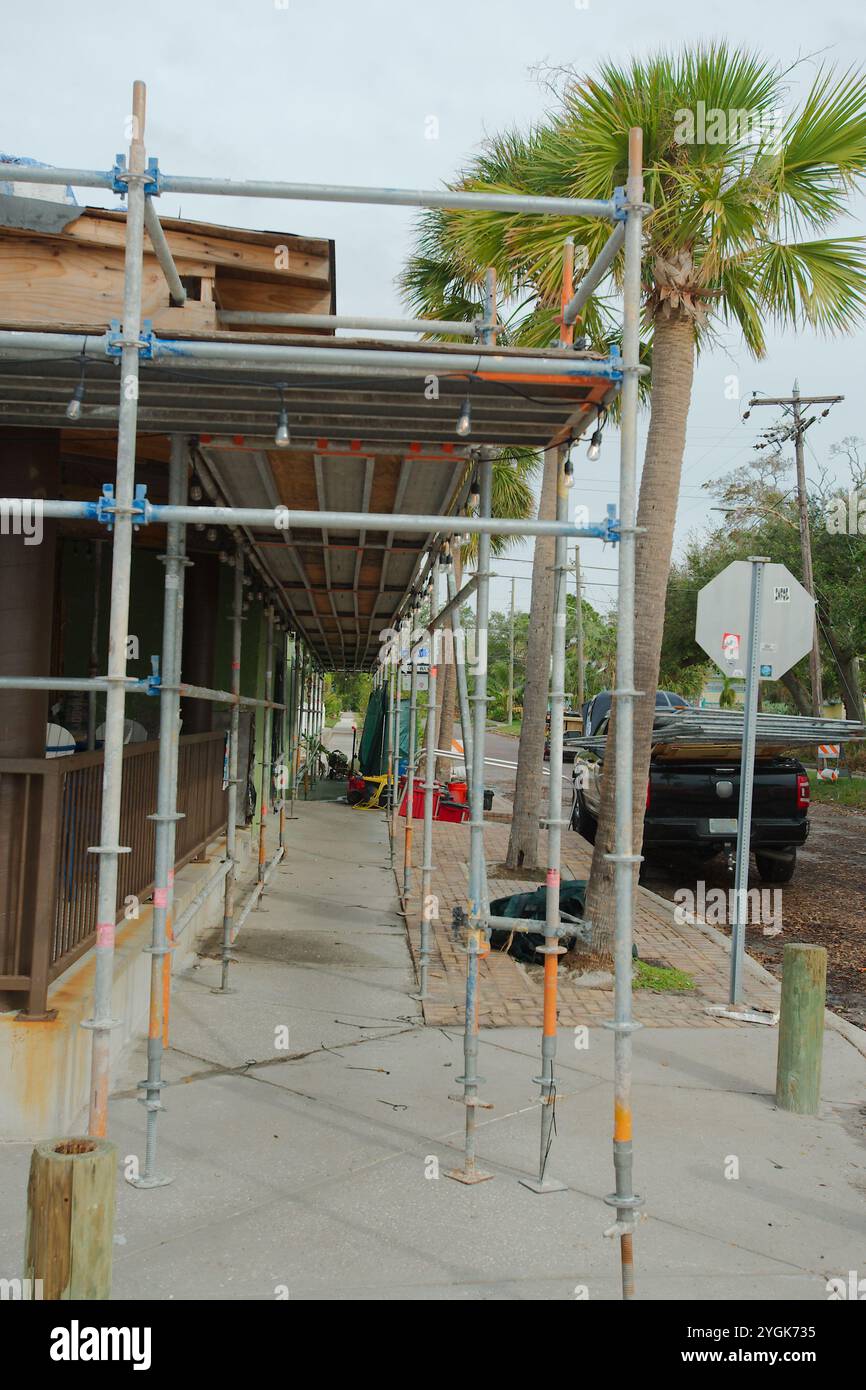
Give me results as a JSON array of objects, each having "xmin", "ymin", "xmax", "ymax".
[
  {"xmin": 547, "ymin": 870, "xmax": 560, "ymax": 890},
  {"xmin": 153, "ymin": 888, "xmax": 168, "ymax": 909},
  {"xmin": 96, "ymin": 922, "xmax": 114, "ymax": 948}
]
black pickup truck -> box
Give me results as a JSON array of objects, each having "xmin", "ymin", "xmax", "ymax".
[{"xmin": 569, "ymin": 698, "xmax": 811, "ymax": 884}]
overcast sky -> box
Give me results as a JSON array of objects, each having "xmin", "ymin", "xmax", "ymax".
[{"xmin": 2, "ymin": 0, "xmax": 864, "ymax": 616}]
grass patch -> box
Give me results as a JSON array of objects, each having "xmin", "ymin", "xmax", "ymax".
[
  {"xmin": 487, "ymin": 720, "xmax": 522, "ymax": 737},
  {"xmin": 633, "ymin": 960, "xmax": 695, "ymax": 993},
  {"xmin": 807, "ymin": 769, "xmax": 866, "ymax": 809}
]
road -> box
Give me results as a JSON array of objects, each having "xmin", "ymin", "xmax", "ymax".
[{"xmin": 485, "ymin": 725, "xmax": 866, "ymax": 1027}]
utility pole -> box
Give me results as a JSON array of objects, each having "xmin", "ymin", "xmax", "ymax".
[
  {"xmin": 507, "ymin": 576, "xmax": 515, "ymax": 725},
  {"xmin": 574, "ymin": 545, "xmax": 584, "ymax": 711},
  {"xmin": 747, "ymin": 384, "xmax": 843, "ymax": 717}
]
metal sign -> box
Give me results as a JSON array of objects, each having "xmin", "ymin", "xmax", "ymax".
[
  {"xmin": 695, "ymin": 560, "xmax": 814, "ymax": 681},
  {"xmin": 695, "ymin": 558, "xmax": 815, "ymax": 1009},
  {"xmin": 401, "ymin": 669, "xmax": 428, "ymax": 692}
]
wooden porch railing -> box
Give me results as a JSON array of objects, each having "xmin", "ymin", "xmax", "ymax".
[{"xmin": 0, "ymin": 731, "xmax": 227, "ymax": 1018}]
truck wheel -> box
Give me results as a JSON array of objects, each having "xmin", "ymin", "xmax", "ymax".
[
  {"xmin": 572, "ymin": 792, "xmax": 597, "ymax": 845},
  {"xmin": 755, "ymin": 849, "xmax": 796, "ymax": 884}
]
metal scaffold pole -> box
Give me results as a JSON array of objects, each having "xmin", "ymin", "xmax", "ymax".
[
  {"xmin": 447, "ymin": 542, "xmax": 474, "ymax": 792},
  {"xmin": 417, "ymin": 555, "xmax": 440, "ymax": 1002},
  {"xmin": 293, "ymin": 644, "xmax": 306, "ymax": 804},
  {"xmin": 217, "ymin": 550, "xmax": 244, "ymax": 993},
  {"xmin": 278, "ymin": 630, "xmax": 289, "ymax": 846},
  {"xmin": 390, "ymin": 638, "xmax": 403, "ymax": 850},
  {"xmin": 85, "ymin": 80, "xmax": 148, "ymax": 1139},
  {"xmin": 131, "ymin": 434, "xmax": 188, "ymax": 1188},
  {"xmin": 603, "ymin": 126, "xmax": 645, "ymax": 1298},
  {"xmin": 284, "ymin": 634, "xmax": 298, "ymax": 822},
  {"xmin": 447, "ymin": 446, "xmax": 493, "ymax": 1185},
  {"xmin": 402, "ymin": 650, "xmax": 418, "ymax": 901},
  {"xmin": 257, "ymin": 606, "xmax": 275, "ymax": 891},
  {"xmin": 521, "ymin": 444, "xmax": 569, "ymax": 1195}
]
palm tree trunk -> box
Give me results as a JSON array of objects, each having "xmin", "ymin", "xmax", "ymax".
[
  {"xmin": 505, "ymin": 448, "xmax": 558, "ymax": 870},
  {"xmin": 584, "ymin": 316, "xmax": 696, "ymax": 965}
]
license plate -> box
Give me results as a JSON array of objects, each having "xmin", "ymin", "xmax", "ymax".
[{"xmin": 708, "ymin": 818, "xmax": 738, "ymax": 835}]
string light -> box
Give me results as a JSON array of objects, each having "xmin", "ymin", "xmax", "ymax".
[
  {"xmin": 65, "ymin": 352, "xmax": 87, "ymax": 421},
  {"xmin": 274, "ymin": 385, "xmax": 290, "ymax": 447}
]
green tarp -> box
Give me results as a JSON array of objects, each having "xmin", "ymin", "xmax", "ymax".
[{"xmin": 357, "ymin": 688, "xmax": 413, "ymax": 776}]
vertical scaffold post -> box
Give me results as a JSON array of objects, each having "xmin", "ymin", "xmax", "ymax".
[
  {"xmin": 257, "ymin": 605, "xmax": 275, "ymax": 890},
  {"xmin": 447, "ymin": 446, "xmax": 493, "ymax": 1185},
  {"xmin": 217, "ymin": 550, "xmax": 244, "ymax": 993},
  {"xmin": 296, "ymin": 644, "xmax": 307, "ymax": 801},
  {"xmin": 278, "ymin": 628, "xmax": 288, "ymax": 846},
  {"xmin": 131, "ymin": 434, "xmax": 188, "ymax": 1188},
  {"xmin": 521, "ymin": 443, "xmax": 570, "ymax": 1195},
  {"xmin": 163, "ymin": 461, "xmax": 190, "ymax": 1052},
  {"xmin": 447, "ymin": 542, "xmax": 473, "ymax": 794},
  {"xmin": 284, "ymin": 635, "xmax": 297, "ymax": 821},
  {"xmin": 603, "ymin": 126, "xmax": 645, "ymax": 1299},
  {"xmin": 390, "ymin": 637, "xmax": 403, "ymax": 850},
  {"xmin": 402, "ymin": 648, "xmax": 418, "ymax": 900},
  {"xmin": 85, "ymin": 80, "xmax": 148, "ymax": 1139},
  {"xmin": 385, "ymin": 657, "xmax": 396, "ymax": 854},
  {"xmin": 417, "ymin": 555, "xmax": 440, "ymax": 1001}
]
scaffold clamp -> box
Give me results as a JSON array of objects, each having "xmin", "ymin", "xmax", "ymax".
[{"xmin": 106, "ymin": 318, "xmax": 156, "ymax": 360}]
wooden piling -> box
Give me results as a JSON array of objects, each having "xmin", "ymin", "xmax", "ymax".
[
  {"xmin": 24, "ymin": 1136, "xmax": 116, "ymax": 1299},
  {"xmin": 775, "ymin": 944, "xmax": 827, "ymax": 1115}
]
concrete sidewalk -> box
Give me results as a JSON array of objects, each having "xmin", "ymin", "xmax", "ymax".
[{"xmin": 0, "ymin": 801, "xmax": 863, "ymax": 1300}]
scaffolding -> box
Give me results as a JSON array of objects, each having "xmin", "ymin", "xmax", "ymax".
[{"xmin": 0, "ymin": 82, "xmax": 645, "ymax": 1297}]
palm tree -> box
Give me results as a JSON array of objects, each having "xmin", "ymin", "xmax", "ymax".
[
  {"xmin": 402, "ymin": 44, "xmax": 866, "ymax": 946},
  {"xmin": 435, "ymin": 450, "xmax": 537, "ymax": 783}
]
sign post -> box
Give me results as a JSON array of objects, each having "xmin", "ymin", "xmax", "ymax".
[
  {"xmin": 729, "ymin": 557, "xmax": 765, "ymax": 1005},
  {"xmin": 695, "ymin": 558, "xmax": 815, "ymax": 1008}
]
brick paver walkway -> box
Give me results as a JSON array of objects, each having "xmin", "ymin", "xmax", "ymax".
[{"xmin": 399, "ymin": 819, "xmax": 780, "ymax": 1029}]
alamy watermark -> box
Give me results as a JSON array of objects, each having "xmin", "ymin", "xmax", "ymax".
[
  {"xmin": 0, "ymin": 498, "xmax": 43, "ymax": 545},
  {"xmin": 674, "ymin": 882, "xmax": 782, "ymax": 937},
  {"xmin": 825, "ymin": 489, "xmax": 866, "ymax": 535},
  {"xmin": 673, "ymin": 102, "xmax": 784, "ymax": 148}
]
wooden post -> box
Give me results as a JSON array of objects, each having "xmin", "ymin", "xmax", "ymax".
[
  {"xmin": 775, "ymin": 944, "xmax": 827, "ymax": 1115},
  {"xmin": 24, "ymin": 1137, "xmax": 116, "ymax": 1299}
]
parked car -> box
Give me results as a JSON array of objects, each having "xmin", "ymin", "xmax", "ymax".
[{"xmin": 569, "ymin": 694, "xmax": 810, "ymax": 884}]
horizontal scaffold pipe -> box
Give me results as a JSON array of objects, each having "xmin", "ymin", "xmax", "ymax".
[
  {"xmin": 22, "ymin": 498, "xmax": 617, "ymax": 541},
  {"xmin": 0, "ymin": 163, "xmax": 115, "ymax": 190},
  {"xmin": 0, "ymin": 162, "xmax": 618, "ymax": 219},
  {"xmin": 175, "ymin": 681, "xmax": 285, "ymax": 711},
  {"xmin": 0, "ymin": 675, "xmax": 283, "ymax": 708},
  {"xmin": 0, "ymin": 330, "xmax": 625, "ymax": 383},
  {"xmin": 159, "ymin": 174, "xmax": 618, "ymax": 219},
  {"xmin": 216, "ymin": 312, "xmax": 482, "ymax": 337}
]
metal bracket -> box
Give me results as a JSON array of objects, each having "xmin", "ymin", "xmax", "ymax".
[
  {"xmin": 612, "ymin": 185, "xmax": 628, "ymax": 222},
  {"xmin": 106, "ymin": 317, "xmax": 156, "ymax": 359},
  {"xmin": 603, "ymin": 1190, "xmax": 645, "ymax": 1213},
  {"xmin": 112, "ymin": 154, "xmax": 161, "ymax": 196},
  {"xmin": 94, "ymin": 482, "xmax": 152, "ymax": 532},
  {"xmin": 602, "ymin": 502, "xmax": 621, "ymax": 544}
]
